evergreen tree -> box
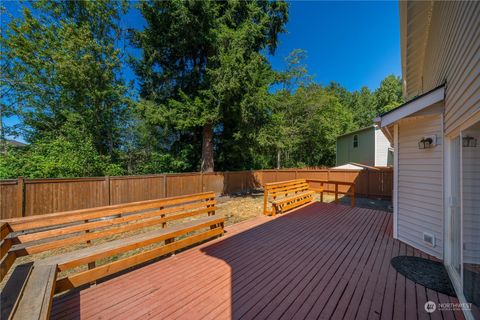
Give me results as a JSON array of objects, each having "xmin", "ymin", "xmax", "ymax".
[{"xmin": 130, "ymin": 0, "xmax": 288, "ymax": 172}]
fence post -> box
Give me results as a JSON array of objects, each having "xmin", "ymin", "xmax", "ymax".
[
  {"xmin": 163, "ymin": 174, "xmax": 167, "ymax": 198},
  {"xmin": 200, "ymin": 172, "xmax": 204, "ymax": 192},
  {"xmin": 258, "ymin": 170, "xmax": 264, "ymax": 187},
  {"xmin": 17, "ymin": 177, "xmax": 25, "ymax": 217},
  {"xmin": 106, "ymin": 176, "xmax": 111, "ymax": 206},
  {"xmin": 224, "ymin": 171, "xmax": 228, "ymax": 195},
  {"xmin": 243, "ymin": 171, "xmax": 247, "ymax": 192}
]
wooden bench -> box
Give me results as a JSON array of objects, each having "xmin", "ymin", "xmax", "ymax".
[
  {"xmin": 263, "ymin": 179, "xmax": 317, "ymax": 216},
  {"xmin": 0, "ymin": 192, "xmax": 224, "ymax": 320}
]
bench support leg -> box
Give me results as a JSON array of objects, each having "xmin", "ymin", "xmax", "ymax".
[
  {"xmin": 334, "ymin": 184, "xmax": 339, "ymax": 204},
  {"xmin": 219, "ymin": 222, "xmax": 225, "ymax": 237},
  {"xmin": 320, "ymin": 183, "xmax": 324, "ymax": 203},
  {"xmin": 351, "ymin": 186, "xmax": 355, "ymax": 207},
  {"xmin": 85, "ymin": 220, "xmax": 96, "ymax": 282},
  {"xmin": 165, "ymin": 238, "xmax": 175, "ymax": 256},
  {"xmin": 160, "ymin": 207, "xmax": 166, "ymax": 228},
  {"xmin": 207, "ymin": 197, "xmax": 215, "ymax": 217},
  {"xmin": 272, "ymin": 204, "xmax": 279, "ymax": 216},
  {"xmin": 263, "ymin": 191, "xmax": 268, "ymax": 215}
]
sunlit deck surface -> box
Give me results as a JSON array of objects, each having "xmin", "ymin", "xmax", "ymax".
[{"xmin": 51, "ymin": 202, "xmax": 471, "ymax": 320}]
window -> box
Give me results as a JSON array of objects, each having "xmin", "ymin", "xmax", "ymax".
[{"xmin": 353, "ymin": 135, "xmax": 358, "ymax": 148}]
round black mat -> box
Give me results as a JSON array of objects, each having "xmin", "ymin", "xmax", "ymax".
[{"xmin": 391, "ymin": 256, "xmax": 457, "ymax": 297}]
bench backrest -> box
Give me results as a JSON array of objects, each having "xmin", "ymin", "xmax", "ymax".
[
  {"xmin": 0, "ymin": 192, "xmax": 217, "ymax": 282},
  {"xmin": 263, "ymin": 179, "xmax": 311, "ymax": 215},
  {"xmin": 264, "ymin": 179, "xmax": 310, "ymax": 196}
]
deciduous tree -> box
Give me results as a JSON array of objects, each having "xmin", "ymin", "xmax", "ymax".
[{"xmin": 1, "ymin": 1, "xmax": 130, "ymax": 159}]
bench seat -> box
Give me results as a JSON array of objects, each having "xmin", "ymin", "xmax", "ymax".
[
  {"xmin": 272, "ymin": 190, "xmax": 315, "ymax": 214},
  {"xmin": 10, "ymin": 264, "xmax": 57, "ymax": 320},
  {"xmin": 1, "ymin": 263, "xmax": 33, "ymax": 320}
]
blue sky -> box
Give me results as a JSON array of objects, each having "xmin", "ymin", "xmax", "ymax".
[
  {"xmin": 269, "ymin": 1, "xmax": 401, "ymax": 91},
  {"xmin": 3, "ymin": 1, "xmax": 401, "ymax": 140}
]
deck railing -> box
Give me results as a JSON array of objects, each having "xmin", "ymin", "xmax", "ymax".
[{"xmin": 306, "ymin": 179, "xmax": 356, "ymax": 207}]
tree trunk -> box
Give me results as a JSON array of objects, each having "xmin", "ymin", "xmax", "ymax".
[
  {"xmin": 201, "ymin": 123, "xmax": 214, "ymax": 172},
  {"xmin": 276, "ymin": 149, "xmax": 281, "ymax": 169}
]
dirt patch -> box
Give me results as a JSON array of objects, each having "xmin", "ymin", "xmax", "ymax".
[
  {"xmin": 216, "ymin": 191, "xmax": 265, "ymax": 226},
  {"xmin": 217, "ymin": 191, "xmax": 392, "ymax": 225}
]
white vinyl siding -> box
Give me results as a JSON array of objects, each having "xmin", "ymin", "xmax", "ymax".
[
  {"xmin": 404, "ymin": 1, "xmax": 480, "ymax": 135},
  {"xmin": 374, "ymin": 129, "xmax": 392, "ymax": 166},
  {"xmin": 397, "ymin": 115, "xmax": 443, "ymax": 258}
]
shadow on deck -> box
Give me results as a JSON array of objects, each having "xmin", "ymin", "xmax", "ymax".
[{"xmin": 50, "ymin": 202, "xmax": 473, "ymax": 320}]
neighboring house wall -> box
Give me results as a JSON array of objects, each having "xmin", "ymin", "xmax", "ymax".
[
  {"xmin": 336, "ymin": 128, "xmax": 375, "ymax": 166},
  {"xmin": 397, "ymin": 115, "xmax": 443, "ymax": 258},
  {"xmin": 336, "ymin": 139, "xmax": 348, "ymax": 166},
  {"xmin": 462, "ymin": 126, "xmax": 480, "ymax": 264},
  {"xmin": 374, "ymin": 128, "xmax": 392, "ymax": 166},
  {"xmin": 402, "ymin": 1, "xmax": 480, "ymax": 136}
]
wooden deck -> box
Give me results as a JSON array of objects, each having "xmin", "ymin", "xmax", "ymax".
[{"xmin": 51, "ymin": 202, "xmax": 471, "ymax": 320}]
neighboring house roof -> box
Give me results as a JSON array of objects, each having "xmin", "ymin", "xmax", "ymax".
[
  {"xmin": 331, "ymin": 162, "xmax": 380, "ymax": 170},
  {"xmin": 336, "ymin": 125, "xmax": 376, "ymax": 139},
  {"xmin": 331, "ymin": 163, "xmax": 365, "ymax": 170},
  {"xmin": 5, "ymin": 139, "xmax": 27, "ymax": 147}
]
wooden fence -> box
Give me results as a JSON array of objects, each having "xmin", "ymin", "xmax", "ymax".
[{"xmin": 0, "ymin": 168, "xmax": 392, "ymax": 219}]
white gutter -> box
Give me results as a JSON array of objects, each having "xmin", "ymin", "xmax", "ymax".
[{"xmin": 378, "ymin": 85, "xmax": 445, "ymax": 128}]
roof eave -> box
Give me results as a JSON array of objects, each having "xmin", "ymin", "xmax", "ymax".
[{"xmin": 377, "ymin": 84, "xmax": 445, "ymax": 128}]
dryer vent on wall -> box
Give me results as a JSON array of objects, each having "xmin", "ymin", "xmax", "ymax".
[{"xmin": 423, "ymin": 232, "xmax": 435, "ymax": 247}]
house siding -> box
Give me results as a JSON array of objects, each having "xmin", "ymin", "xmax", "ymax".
[
  {"xmin": 336, "ymin": 128, "xmax": 375, "ymax": 166},
  {"xmin": 405, "ymin": 1, "xmax": 480, "ymax": 136},
  {"xmin": 397, "ymin": 115, "xmax": 443, "ymax": 258},
  {"xmin": 375, "ymin": 128, "xmax": 392, "ymax": 166}
]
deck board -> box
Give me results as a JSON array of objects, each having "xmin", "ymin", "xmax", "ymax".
[{"xmin": 51, "ymin": 202, "xmax": 471, "ymax": 320}]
